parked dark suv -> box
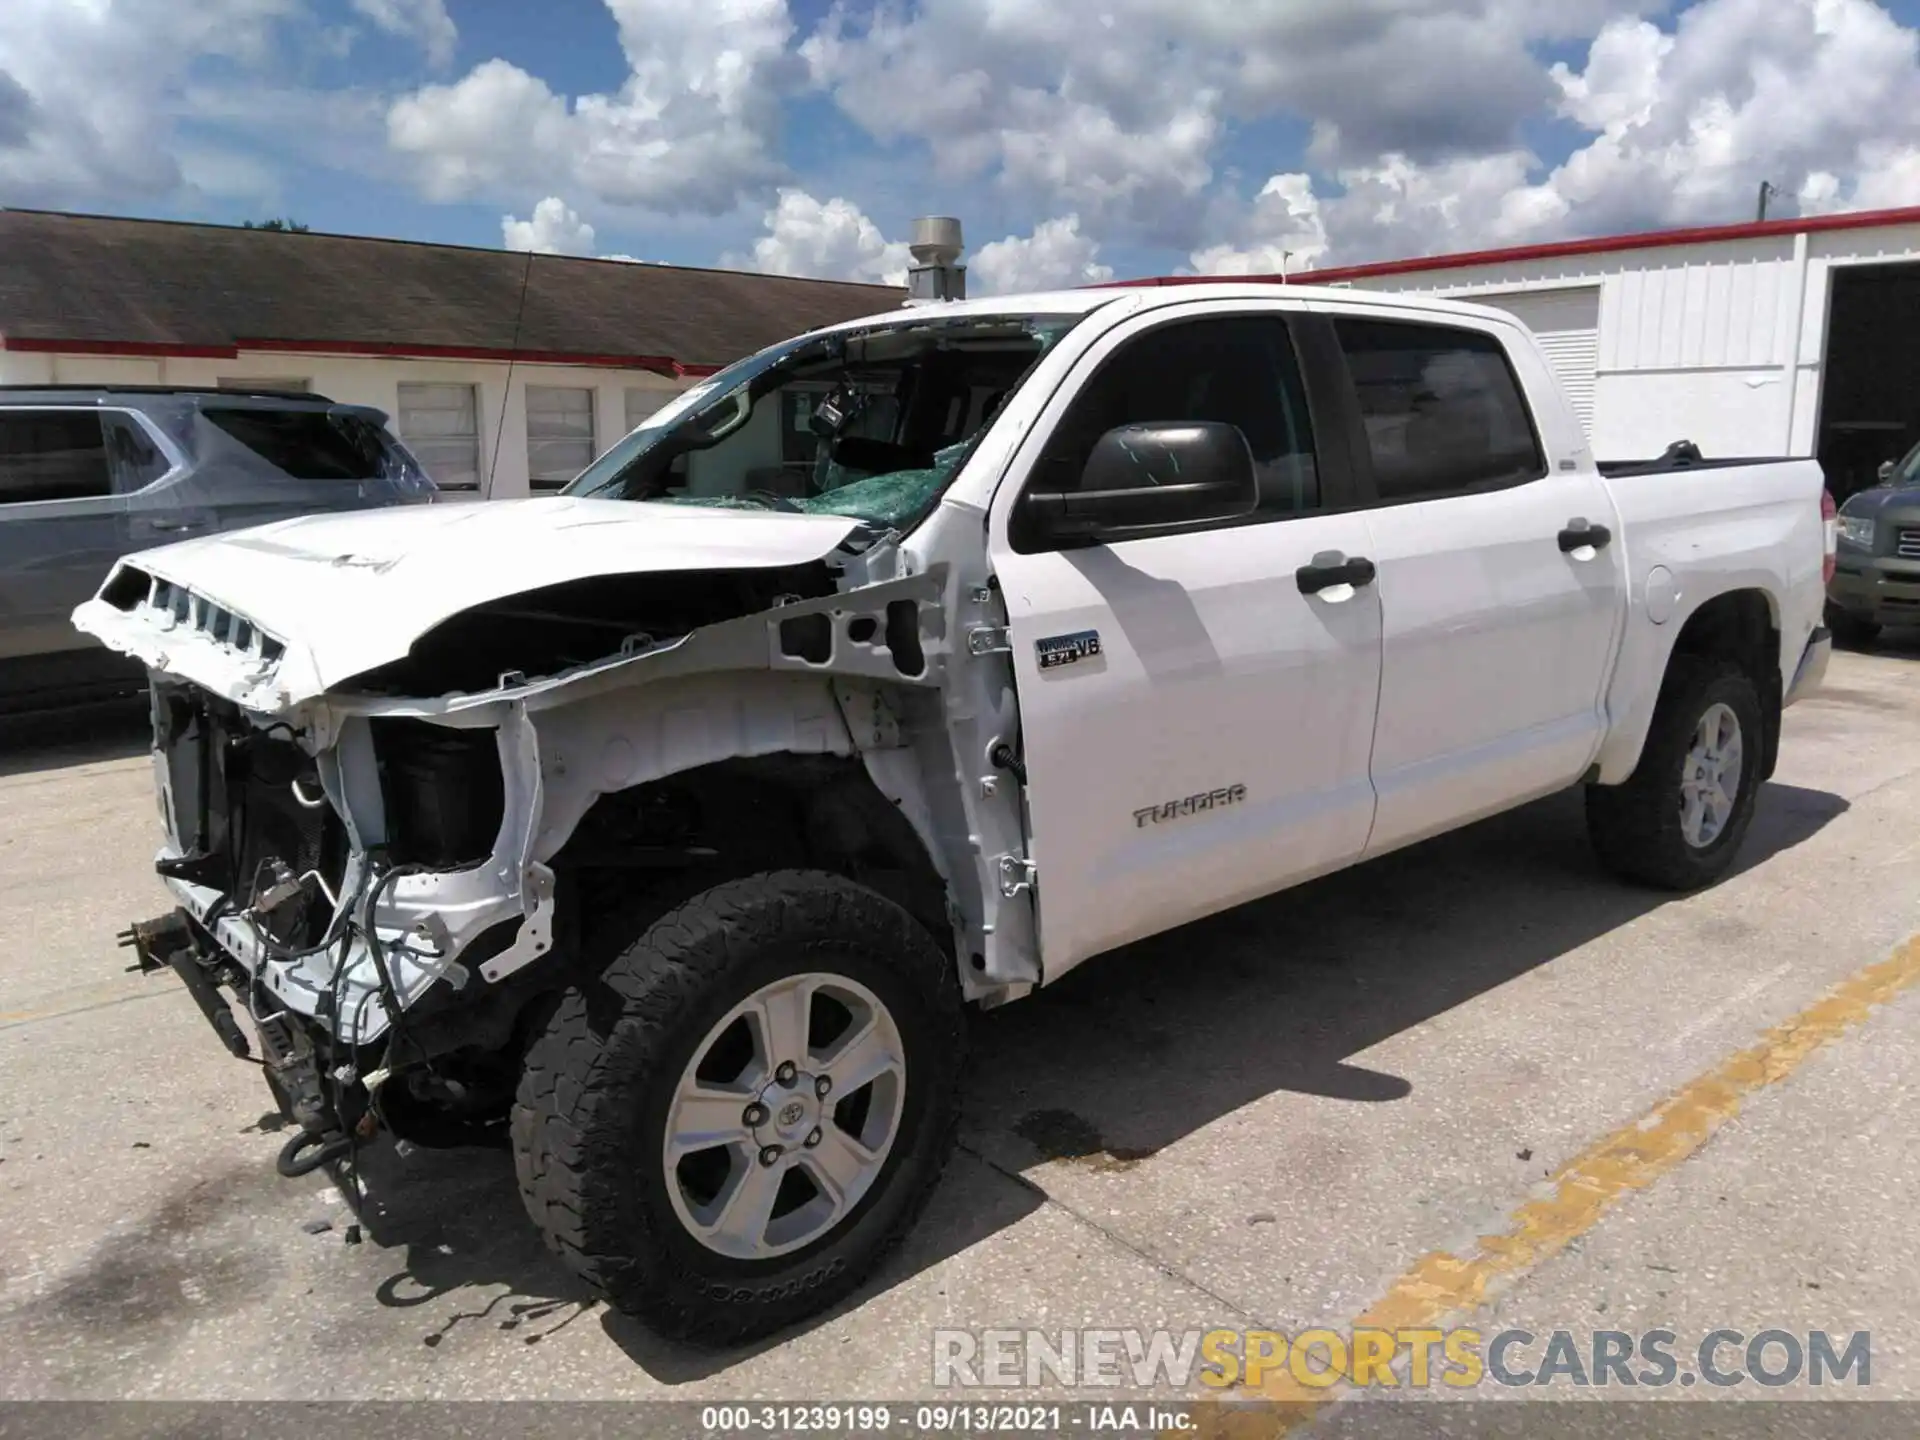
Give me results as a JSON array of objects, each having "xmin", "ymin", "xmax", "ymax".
[
  {"xmin": 1827, "ymin": 442, "xmax": 1920, "ymax": 646},
  {"xmin": 0, "ymin": 386, "xmax": 437, "ymax": 715}
]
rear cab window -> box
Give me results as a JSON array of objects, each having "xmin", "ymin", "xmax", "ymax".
[
  {"xmin": 0, "ymin": 409, "xmax": 113, "ymax": 504},
  {"xmin": 1333, "ymin": 317, "xmax": 1545, "ymax": 503}
]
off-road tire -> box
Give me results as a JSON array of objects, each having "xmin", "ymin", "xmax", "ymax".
[
  {"xmin": 1826, "ymin": 608, "xmax": 1880, "ymax": 649},
  {"xmin": 512, "ymin": 870, "xmax": 965, "ymax": 1345},
  {"xmin": 1586, "ymin": 656, "xmax": 1766, "ymax": 892}
]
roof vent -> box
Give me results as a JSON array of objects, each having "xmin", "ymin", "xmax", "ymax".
[{"xmin": 905, "ymin": 216, "xmax": 966, "ymax": 305}]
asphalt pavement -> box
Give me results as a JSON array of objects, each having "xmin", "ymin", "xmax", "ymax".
[{"xmin": 2, "ymin": 638, "xmax": 1917, "ymax": 1432}]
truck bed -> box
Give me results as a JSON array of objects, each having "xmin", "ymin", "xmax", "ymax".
[{"xmin": 1598, "ymin": 443, "xmax": 1804, "ymax": 478}]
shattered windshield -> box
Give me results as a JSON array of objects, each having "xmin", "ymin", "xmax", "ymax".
[{"xmin": 564, "ymin": 312, "xmax": 1084, "ymax": 531}]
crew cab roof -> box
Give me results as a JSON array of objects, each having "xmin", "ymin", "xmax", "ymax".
[{"xmin": 799, "ymin": 282, "xmax": 1544, "ymax": 345}]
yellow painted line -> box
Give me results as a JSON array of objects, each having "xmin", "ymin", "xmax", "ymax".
[
  {"xmin": 0, "ymin": 985, "xmax": 173, "ymax": 1031},
  {"xmin": 1184, "ymin": 932, "xmax": 1920, "ymax": 1439}
]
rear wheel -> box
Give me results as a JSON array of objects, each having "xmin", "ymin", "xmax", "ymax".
[
  {"xmin": 1586, "ymin": 656, "xmax": 1765, "ymax": 891},
  {"xmin": 512, "ymin": 870, "xmax": 964, "ymax": 1344}
]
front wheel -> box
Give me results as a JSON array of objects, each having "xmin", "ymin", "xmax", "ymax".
[
  {"xmin": 512, "ymin": 870, "xmax": 964, "ymax": 1344},
  {"xmin": 1586, "ymin": 656, "xmax": 1765, "ymax": 891}
]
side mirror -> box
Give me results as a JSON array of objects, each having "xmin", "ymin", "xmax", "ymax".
[
  {"xmin": 1878, "ymin": 459, "xmax": 1896, "ymax": 483},
  {"xmin": 1022, "ymin": 421, "xmax": 1259, "ymax": 546}
]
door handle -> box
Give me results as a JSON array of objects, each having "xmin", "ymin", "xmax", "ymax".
[
  {"xmin": 148, "ymin": 519, "xmax": 204, "ymax": 534},
  {"xmin": 1558, "ymin": 519, "xmax": 1612, "ymax": 553},
  {"xmin": 1296, "ymin": 553, "xmax": 1377, "ymax": 596}
]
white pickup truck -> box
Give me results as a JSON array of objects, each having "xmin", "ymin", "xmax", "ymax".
[{"xmin": 79, "ymin": 283, "xmax": 1835, "ymax": 1344}]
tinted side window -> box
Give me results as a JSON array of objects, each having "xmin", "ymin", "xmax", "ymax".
[
  {"xmin": 0, "ymin": 409, "xmax": 111, "ymax": 503},
  {"xmin": 1334, "ymin": 318, "xmax": 1544, "ymax": 502},
  {"xmin": 103, "ymin": 413, "xmax": 172, "ymax": 491},
  {"xmin": 1030, "ymin": 316, "xmax": 1320, "ymax": 518},
  {"xmin": 202, "ymin": 407, "xmax": 385, "ymax": 480}
]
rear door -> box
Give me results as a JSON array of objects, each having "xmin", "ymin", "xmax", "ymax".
[
  {"xmin": 985, "ymin": 304, "xmax": 1384, "ymax": 976},
  {"xmin": 1314, "ymin": 307, "xmax": 1627, "ymax": 856},
  {"xmin": 0, "ymin": 408, "xmax": 128, "ymax": 661}
]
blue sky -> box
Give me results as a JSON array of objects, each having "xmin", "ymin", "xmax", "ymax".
[{"xmin": 5, "ymin": 0, "xmax": 1920, "ymax": 292}]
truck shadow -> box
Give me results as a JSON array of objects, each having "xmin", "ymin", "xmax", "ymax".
[
  {"xmin": 349, "ymin": 779, "xmax": 1846, "ymax": 1381},
  {"xmin": 1853, "ymin": 623, "xmax": 1920, "ymax": 658},
  {"xmin": 0, "ymin": 697, "xmax": 149, "ymax": 778}
]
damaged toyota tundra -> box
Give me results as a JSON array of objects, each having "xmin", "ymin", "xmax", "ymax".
[{"xmin": 76, "ymin": 284, "xmax": 1835, "ymax": 1343}]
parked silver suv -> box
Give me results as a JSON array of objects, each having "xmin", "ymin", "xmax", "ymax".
[{"xmin": 1, "ymin": 385, "xmax": 437, "ymax": 714}]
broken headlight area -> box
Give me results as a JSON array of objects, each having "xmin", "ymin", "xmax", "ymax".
[
  {"xmin": 142, "ymin": 685, "xmax": 531, "ymax": 1169},
  {"xmin": 371, "ymin": 718, "xmax": 506, "ymax": 870},
  {"xmin": 153, "ymin": 682, "xmax": 347, "ymax": 952}
]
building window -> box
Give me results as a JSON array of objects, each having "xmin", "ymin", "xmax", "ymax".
[
  {"xmin": 396, "ymin": 382, "xmax": 481, "ymax": 492},
  {"xmin": 218, "ymin": 376, "xmax": 311, "ymax": 394},
  {"xmin": 527, "ymin": 386, "xmax": 596, "ymax": 489},
  {"xmin": 0, "ymin": 409, "xmax": 112, "ymax": 503}
]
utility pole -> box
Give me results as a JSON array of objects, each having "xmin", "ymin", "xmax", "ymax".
[{"xmin": 1757, "ymin": 180, "xmax": 1779, "ymax": 222}]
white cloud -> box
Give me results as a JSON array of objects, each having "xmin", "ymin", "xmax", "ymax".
[
  {"xmin": 1800, "ymin": 143, "xmax": 1920, "ymax": 214},
  {"xmin": 0, "ymin": 0, "xmax": 302, "ymax": 208},
  {"xmin": 727, "ymin": 193, "xmax": 1113, "ymax": 296},
  {"xmin": 801, "ymin": 2, "xmax": 1223, "ymax": 243},
  {"xmin": 801, "ymin": 0, "xmax": 1656, "ymax": 248},
  {"xmin": 1190, "ymin": 174, "xmax": 1329, "ymax": 275},
  {"xmin": 1527, "ymin": 0, "xmax": 1920, "ymax": 235},
  {"xmin": 502, "ymin": 196, "xmax": 597, "ymax": 255},
  {"xmin": 971, "ymin": 215, "xmax": 1113, "ymax": 294},
  {"xmin": 387, "ymin": 0, "xmax": 795, "ymax": 217},
  {"xmin": 9, "ymin": 0, "xmax": 1920, "ymax": 290},
  {"xmin": 726, "ymin": 188, "xmax": 911, "ymax": 284},
  {"xmin": 388, "ymin": 59, "xmax": 574, "ymax": 202},
  {"xmin": 350, "ymin": 0, "xmax": 457, "ymax": 69},
  {"xmin": 1199, "ymin": 0, "xmax": 1920, "ymax": 272}
]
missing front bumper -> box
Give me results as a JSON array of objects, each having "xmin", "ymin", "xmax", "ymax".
[
  {"xmin": 120, "ymin": 907, "xmax": 333, "ymax": 1136},
  {"xmin": 118, "ymin": 910, "xmax": 251, "ymax": 1059}
]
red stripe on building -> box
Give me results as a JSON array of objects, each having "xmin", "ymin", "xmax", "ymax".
[{"xmin": 1108, "ymin": 204, "xmax": 1920, "ymax": 289}]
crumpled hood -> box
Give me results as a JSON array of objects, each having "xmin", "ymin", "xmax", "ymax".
[{"xmin": 73, "ymin": 496, "xmax": 863, "ymax": 707}]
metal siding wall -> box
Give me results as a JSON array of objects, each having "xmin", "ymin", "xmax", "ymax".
[
  {"xmin": 1333, "ymin": 221, "xmax": 1920, "ymax": 460},
  {"xmin": 1472, "ymin": 288, "xmax": 1601, "ymax": 436},
  {"xmin": 1346, "ymin": 237, "xmax": 1796, "ymax": 372}
]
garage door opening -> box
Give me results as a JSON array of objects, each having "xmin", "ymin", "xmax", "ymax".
[{"xmin": 1818, "ymin": 261, "xmax": 1920, "ymax": 503}]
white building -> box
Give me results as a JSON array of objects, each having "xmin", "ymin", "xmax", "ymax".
[
  {"xmin": 1129, "ymin": 204, "xmax": 1920, "ymax": 501},
  {"xmin": 0, "ymin": 210, "xmax": 902, "ymax": 499}
]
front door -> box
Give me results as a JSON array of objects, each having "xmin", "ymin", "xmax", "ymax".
[{"xmin": 986, "ymin": 306, "xmax": 1384, "ymax": 977}]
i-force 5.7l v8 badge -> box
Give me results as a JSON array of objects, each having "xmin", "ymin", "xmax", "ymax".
[{"xmin": 1036, "ymin": 630, "xmax": 1102, "ymax": 670}]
